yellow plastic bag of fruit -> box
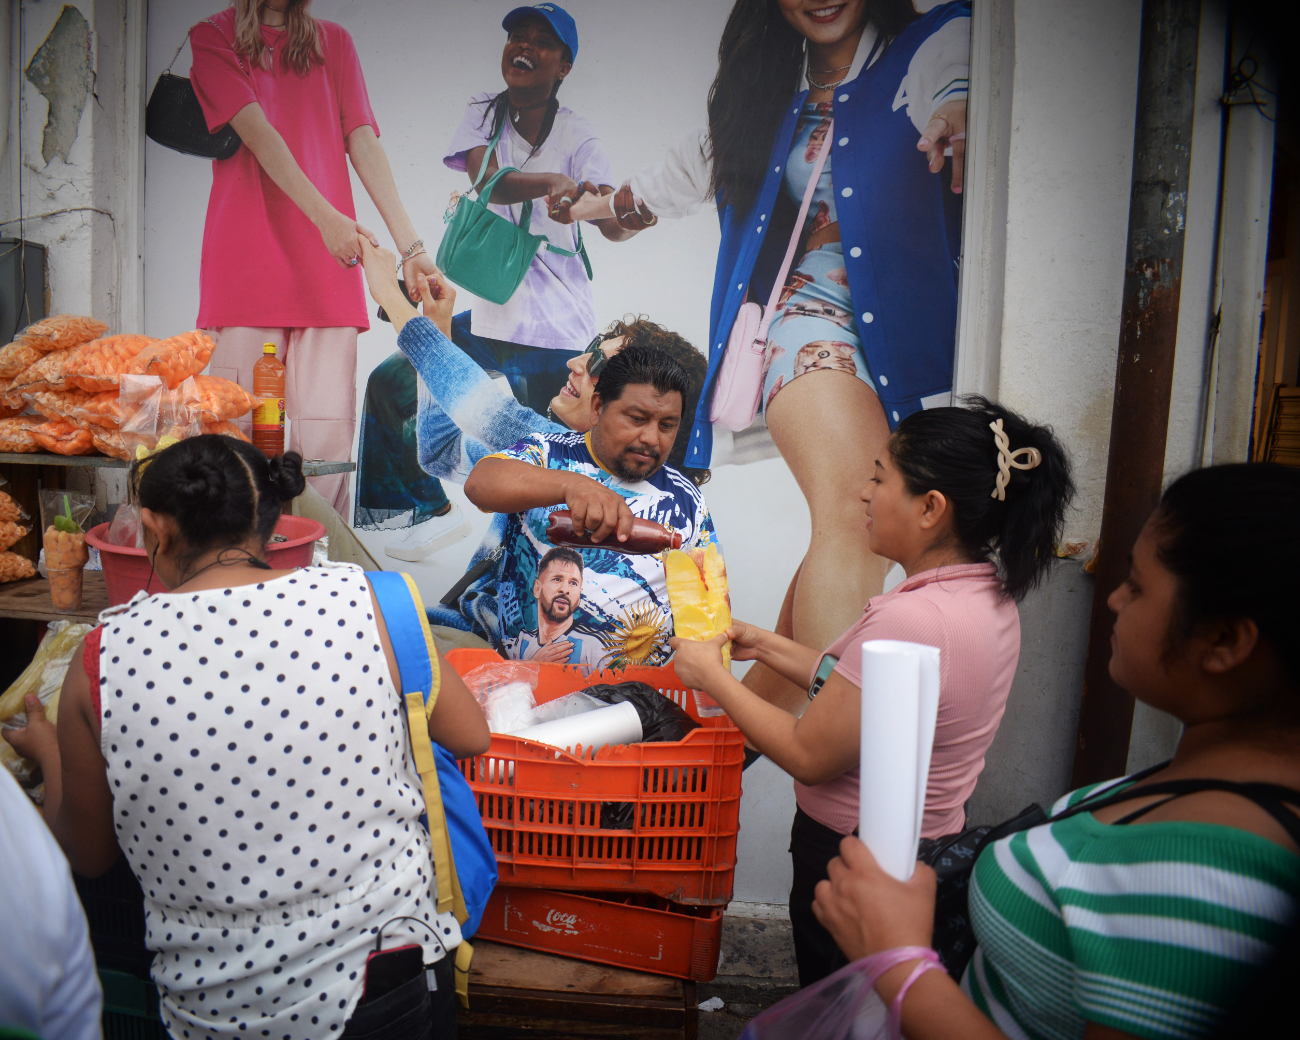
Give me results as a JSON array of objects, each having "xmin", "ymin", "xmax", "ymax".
[
  {"xmin": 63, "ymin": 333, "xmax": 156, "ymax": 392},
  {"xmin": 665, "ymin": 544, "xmax": 734, "ymax": 668},
  {"xmin": 20, "ymin": 314, "xmax": 109, "ymax": 353}
]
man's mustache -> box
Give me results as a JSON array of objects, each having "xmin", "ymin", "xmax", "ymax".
[{"xmin": 623, "ymin": 447, "xmax": 660, "ymax": 464}]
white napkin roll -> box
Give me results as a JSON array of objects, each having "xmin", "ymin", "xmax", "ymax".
[{"xmin": 512, "ymin": 700, "xmax": 643, "ymax": 753}]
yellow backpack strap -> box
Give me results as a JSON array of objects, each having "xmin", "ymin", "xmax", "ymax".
[{"xmin": 398, "ymin": 574, "xmax": 474, "ymax": 1006}]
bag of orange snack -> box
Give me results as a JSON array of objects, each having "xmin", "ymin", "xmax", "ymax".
[
  {"xmin": 0, "ymin": 341, "xmax": 42, "ymax": 379},
  {"xmin": 89, "ymin": 425, "xmax": 130, "ymax": 460},
  {"xmin": 0, "ymin": 401, "xmax": 25, "ymax": 419},
  {"xmin": 190, "ymin": 375, "xmax": 261, "ymax": 423},
  {"xmin": 0, "ymin": 521, "xmax": 26, "ymax": 551},
  {"xmin": 203, "ymin": 420, "xmax": 251, "ymax": 443},
  {"xmin": 0, "ymin": 416, "xmax": 43, "ymax": 453},
  {"xmin": 122, "ymin": 331, "xmax": 215, "ymax": 389},
  {"xmin": 6, "ymin": 349, "xmax": 77, "ymax": 393},
  {"xmin": 20, "ymin": 314, "xmax": 109, "ymax": 353},
  {"xmin": 30, "ymin": 421, "xmax": 95, "ymax": 456},
  {"xmin": 25, "ymin": 390, "xmax": 95, "ymax": 426},
  {"xmin": 70, "ymin": 390, "xmax": 121, "ymax": 428},
  {"xmin": 63, "ymin": 334, "xmax": 156, "ymax": 393},
  {"xmin": 0, "ymin": 551, "xmax": 36, "ymax": 582}
]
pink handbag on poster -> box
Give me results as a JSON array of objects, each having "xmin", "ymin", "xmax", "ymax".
[{"xmin": 710, "ymin": 121, "xmax": 833, "ymax": 432}]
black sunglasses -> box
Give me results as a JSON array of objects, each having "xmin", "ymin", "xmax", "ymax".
[{"xmin": 583, "ymin": 333, "xmax": 615, "ymax": 380}]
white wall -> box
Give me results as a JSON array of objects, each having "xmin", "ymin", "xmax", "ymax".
[{"xmin": 143, "ymin": 0, "xmax": 803, "ymax": 903}]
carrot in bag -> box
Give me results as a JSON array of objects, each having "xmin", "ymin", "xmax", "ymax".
[
  {"xmin": 123, "ymin": 331, "xmax": 215, "ymax": 389},
  {"xmin": 20, "ymin": 315, "xmax": 109, "ymax": 353},
  {"xmin": 30, "ymin": 420, "xmax": 95, "ymax": 456},
  {"xmin": 63, "ymin": 334, "xmax": 156, "ymax": 393}
]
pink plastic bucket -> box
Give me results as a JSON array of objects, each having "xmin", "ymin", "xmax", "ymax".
[{"xmin": 85, "ymin": 515, "xmax": 327, "ymax": 606}]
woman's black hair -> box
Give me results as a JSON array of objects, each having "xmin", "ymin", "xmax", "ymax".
[
  {"xmin": 476, "ymin": 38, "xmax": 573, "ymax": 164},
  {"xmin": 1153, "ymin": 463, "xmax": 1300, "ymax": 686},
  {"xmin": 707, "ymin": 0, "xmax": 919, "ymax": 218},
  {"xmin": 889, "ymin": 396, "xmax": 1075, "ymax": 601},
  {"xmin": 132, "ymin": 435, "xmax": 306, "ymax": 567}
]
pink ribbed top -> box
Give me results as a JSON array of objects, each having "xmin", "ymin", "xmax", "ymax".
[{"xmin": 793, "ymin": 563, "xmax": 1020, "ymax": 839}]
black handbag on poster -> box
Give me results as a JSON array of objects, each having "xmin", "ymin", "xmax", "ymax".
[{"xmin": 145, "ymin": 20, "xmax": 246, "ymax": 160}]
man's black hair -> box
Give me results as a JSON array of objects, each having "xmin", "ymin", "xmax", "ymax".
[
  {"xmin": 593, "ymin": 342, "xmax": 691, "ymax": 412},
  {"xmin": 538, "ymin": 545, "xmax": 584, "ymax": 576}
]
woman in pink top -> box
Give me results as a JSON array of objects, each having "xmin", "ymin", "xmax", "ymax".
[
  {"xmin": 190, "ymin": 0, "xmax": 437, "ymax": 514},
  {"xmin": 671, "ymin": 397, "xmax": 1074, "ymax": 986}
]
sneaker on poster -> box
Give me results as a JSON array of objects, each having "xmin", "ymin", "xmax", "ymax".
[{"xmin": 384, "ymin": 505, "xmax": 472, "ymax": 562}]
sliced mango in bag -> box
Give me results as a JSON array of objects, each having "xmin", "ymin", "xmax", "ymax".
[{"xmin": 665, "ymin": 544, "xmax": 732, "ymax": 669}]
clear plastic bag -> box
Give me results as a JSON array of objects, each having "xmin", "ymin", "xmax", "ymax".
[
  {"xmin": 0, "ymin": 620, "xmax": 93, "ymax": 798},
  {"xmin": 106, "ymin": 502, "xmax": 143, "ymax": 549},
  {"xmin": 740, "ymin": 948, "xmax": 942, "ymax": 1040},
  {"xmin": 463, "ymin": 660, "xmax": 541, "ymax": 733},
  {"xmin": 118, "ymin": 374, "xmax": 205, "ymax": 457},
  {"xmin": 0, "ymin": 475, "xmax": 30, "ymax": 523}
]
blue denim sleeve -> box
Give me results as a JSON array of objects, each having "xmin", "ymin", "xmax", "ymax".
[{"xmin": 396, "ymin": 316, "xmax": 560, "ymax": 451}]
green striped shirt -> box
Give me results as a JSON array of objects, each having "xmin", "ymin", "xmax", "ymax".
[{"xmin": 963, "ymin": 777, "xmax": 1300, "ymax": 1039}]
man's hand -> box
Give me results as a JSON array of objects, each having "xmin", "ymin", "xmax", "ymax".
[
  {"xmin": 533, "ymin": 639, "xmax": 574, "ymax": 664},
  {"xmin": 2, "ymin": 695, "xmax": 60, "ymax": 766},
  {"xmin": 320, "ymin": 209, "xmax": 379, "ymax": 267},
  {"xmin": 666, "ymin": 631, "xmax": 730, "ymax": 689},
  {"xmin": 416, "ymin": 270, "xmax": 457, "ymax": 338},
  {"xmin": 917, "ymin": 98, "xmax": 967, "ymax": 194},
  {"xmin": 812, "ymin": 837, "xmax": 937, "ymax": 962},
  {"xmin": 564, "ymin": 476, "xmax": 635, "ymax": 543}
]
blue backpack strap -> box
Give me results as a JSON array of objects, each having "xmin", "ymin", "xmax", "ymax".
[{"xmin": 368, "ymin": 571, "xmax": 435, "ymax": 707}]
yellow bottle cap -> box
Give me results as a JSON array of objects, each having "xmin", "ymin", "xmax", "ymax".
[{"xmin": 263, "ymin": 343, "xmax": 277, "ymax": 354}]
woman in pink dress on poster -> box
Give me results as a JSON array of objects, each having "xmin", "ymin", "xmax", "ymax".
[{"xmin": 189, "ymin": 0, "xmax": 436, "ymax": 514}]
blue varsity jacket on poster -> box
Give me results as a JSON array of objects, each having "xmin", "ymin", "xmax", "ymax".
[{"xmin": 686, "ymin": 1, "xmax": 969, "ymax": 468}]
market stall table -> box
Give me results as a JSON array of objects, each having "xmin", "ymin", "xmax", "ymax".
[
  {"xmin": 461, "ymin": 941, "xmax": 698, "ymax": 1040},
  {"xmin": 0, "ymin": 570, "xmax": 108, "ymax": 624}
]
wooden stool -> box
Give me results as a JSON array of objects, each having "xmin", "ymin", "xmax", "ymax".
[{"xmin": 461, "ymin": 941, "xmax": 698, "ymax": 1039}]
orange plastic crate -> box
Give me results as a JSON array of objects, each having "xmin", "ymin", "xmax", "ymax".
[
  {"xmin": 476, "ymin": 886, "xmax": 726, "ymax": 981},
  {"xmin": 448, "ymin": 648, "xmax": 744, "ymax": 905}
]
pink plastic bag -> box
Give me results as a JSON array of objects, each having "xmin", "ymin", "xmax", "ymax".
[{"xmin": 740, "ymin": 947, "xmax": 942, "ymax": 1040}]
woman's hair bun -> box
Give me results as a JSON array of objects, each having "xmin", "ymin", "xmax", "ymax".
[
  {"xmin": 268, "ymin": 452, "xmax": 307, "ymax": 503},
  {"xmin": 170, "ymin": 454, "xmax": 230, "ymax": 514}
]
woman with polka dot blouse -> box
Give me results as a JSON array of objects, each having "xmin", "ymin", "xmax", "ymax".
[{"xmin": 9, "ymin": 435, "xmax": 491, "ymax": 1040}]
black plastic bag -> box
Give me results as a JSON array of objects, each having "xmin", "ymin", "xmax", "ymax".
[
  {"xmin": 584, "ymin": 681, "xmax": 700, "ymax": 743},
  {"xmin": 586, "ymin": 681, "xmax": 701, "ymax": 829}
]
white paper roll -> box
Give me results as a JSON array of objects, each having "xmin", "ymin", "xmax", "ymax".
[
  {"xmin": 512, "ymin": 700, "xmax": 643, "ymax": 753},
  {"xmin": 858, "ymin": 640, "xmax": 941, "ymax": 881}
]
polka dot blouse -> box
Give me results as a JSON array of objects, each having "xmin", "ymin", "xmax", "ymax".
[{"xmin": 97, "ymin": 562, "xmax": 462, "ymax": 1040}]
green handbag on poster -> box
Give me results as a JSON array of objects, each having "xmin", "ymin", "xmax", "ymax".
[{"xmin": 436, "ymin": 123, "xmax": 592, "ymax": 305}]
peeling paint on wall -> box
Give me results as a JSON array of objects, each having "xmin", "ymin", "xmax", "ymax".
[{"xmin": 25, "ymin": 5, "xmax": 93, "ymax": 165}]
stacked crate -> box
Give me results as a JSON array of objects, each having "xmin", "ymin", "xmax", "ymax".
[{"xmin": 447, "ymin": 648, "xmax": 747, "ymax": 981}]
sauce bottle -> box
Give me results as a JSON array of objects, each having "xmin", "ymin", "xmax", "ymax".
[
  {"xmin": 546, "ymin": 509, "xmax": 682, "ymax": 554},
  {"xmin": 251, "ymin": 343, "xmax": 286, "ymax": 458}
]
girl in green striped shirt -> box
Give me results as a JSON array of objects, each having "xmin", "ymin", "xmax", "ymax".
[{"xmin": 811, "ymin": 463, "xmax": 1300, "ymax": 1040}]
